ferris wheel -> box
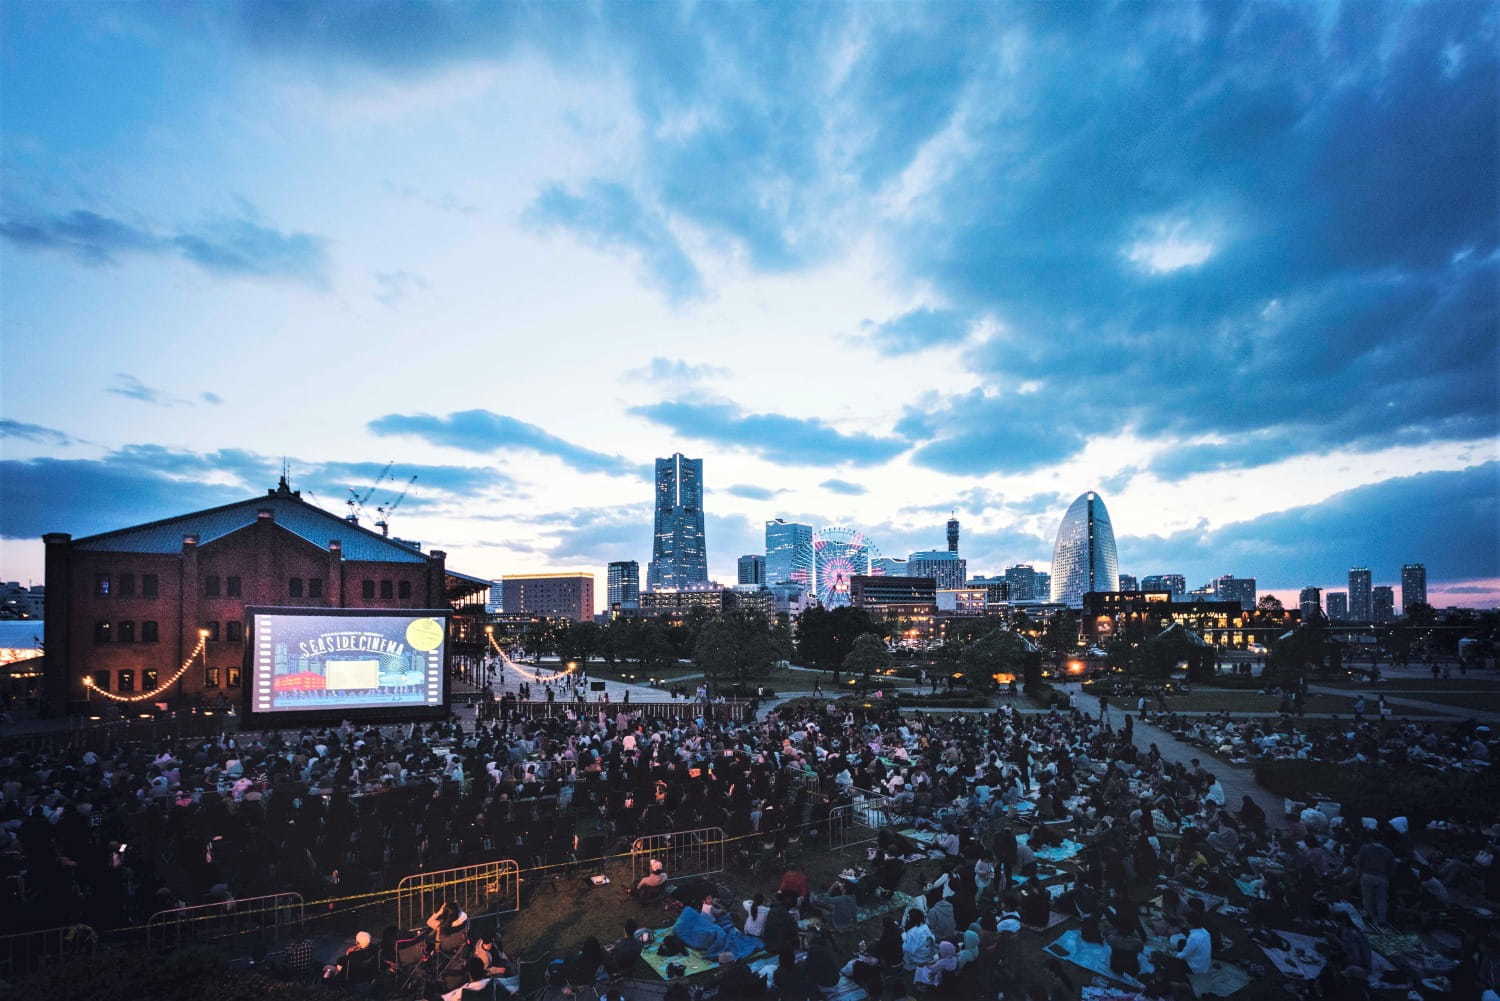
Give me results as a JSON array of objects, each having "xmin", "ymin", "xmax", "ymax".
[{"xmin": 812, "ymin": 526, "xmax": 882, "ymax": 608}]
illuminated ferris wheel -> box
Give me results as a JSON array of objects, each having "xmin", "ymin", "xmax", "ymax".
[{"xmin": 812, "ymin": 527, "xmax": 882, "ymax": 608}]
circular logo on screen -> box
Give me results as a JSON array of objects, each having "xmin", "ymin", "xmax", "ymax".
[{"xmin": 405, "ymin": 618, "xmax": 444, "ymax": 652}]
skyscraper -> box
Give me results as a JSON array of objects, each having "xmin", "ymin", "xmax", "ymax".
[
  {"xmin": 737, "ymin": 554, "xmax": 766, "ymax": 586},
  {"xmin": 1401, "ymin": 563, "xmax": 1427, "ymax": 612},
  {"xmin": 1214, "ymin": 574, "xmax": 1257, "ymax": 612},
  {"xmin": 873, "ymin": 557, "xmax": 908, "ymax": 576},
  {"xmin": 1299, "ymin": 586, "xmax": 1322, "ymax": 622},
  {"xmin": 947, "ymin": 516, "xmax": 960, "ymax": 554},
  {"xmin": 1035, "ymin": 572, "xmax": 1051, "ymax": 600},
  {"xmin": 1141, "ymin": 574, "xmax": 1186, "ymax": 599},
  {"xmin": 1005, "ymin": 564, "xmax": 1039, "ymax": 601},
  {"xmin": 1348, "ymin": 567, "xmax": 1372, "ymax": 621},
  {"xmin": 607, "ymin": 561, "xmax": 640, "ymax": 609},
  {"xmin": 1118, "ymin": 573, "xmax": 1138, "ymax": 592},
  {"xmin": 1372, "ymin": 585, "xmax": 1395, "ymax": 623},
  {"xmin": 908, "ymin": 550, "xmax": 967, "ymax": 590},
  {"xmin": 1326, "ymin": 591, "xmax": 1349, "ymax": 620},
  {"xmin": 1050, "ymin": 491, "xmax": 1119, "ymax": 607},
  {"xmin": 765, "ymin": 519, "xmax": 813, "ymax": 589},
  {"xmin": 649, "ymin": 453, "xmax": 707, "ymax": 590}
]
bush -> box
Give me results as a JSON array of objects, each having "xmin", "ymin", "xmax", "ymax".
[
  {"xmin": 1027, "ymin": 682, "xmax": 1071, "ymax": 710},
  {"xmin": 1253, "ymin": 759, "xmax": 1500, "ymax": 828}
]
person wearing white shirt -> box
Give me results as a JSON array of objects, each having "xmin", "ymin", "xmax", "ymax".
[{"xmin": 1176, "ymin": 925, "xmax": 1212, "ymax": 974}]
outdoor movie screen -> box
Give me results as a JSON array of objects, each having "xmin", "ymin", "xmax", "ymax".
[{"xmin": 246, "ymin": 608, "xmax": 447, "ymax": 716}]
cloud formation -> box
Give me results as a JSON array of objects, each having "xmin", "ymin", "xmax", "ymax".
[
  {"xmin": 820, "ymin": 478, "xmax": 867, "ymax": 496},
  {"xmin": 623, "ymin": 357, "xmax": 731, "ymax": 385},
  {"xmin": 724, "ymin": 484, "xmax": 782, "ymax": 501},
  {"xmin": 630, "ymin": 397, "xmax": 908, "ymax": 468},
  {"xmin": 369, "ymin": 409, "xmax": 638, "ymax": 477},
  {"xmin": 1, "ymin": 208, "xmax": 328, "ymax": 285},
  {"xmin": 862, "ymin": 307, "xmax": 971, "ymax": 355},
  {"xmin": 0, "ymin": 419, "xmax": 77, "ymax": 447},
  {"xmin": 527, "ymin": 182, "xmax": 702, "ymax": 301}
]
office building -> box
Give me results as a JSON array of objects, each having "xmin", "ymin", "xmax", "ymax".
[
  {"xmin": 1, "ymin": 581, "xmax": 46, "ymax": 619},
  {"xmin": 1035, "ymin": 572, "xmax": 1051, "ymax": 600},
  {"xmin": 1118, "ymin": 574, "xmax": 1138, "ymax": 592},
  {"xmin": 1140, "ymin": 574, "xmax": 1186, "ymax": 599},
  {"xmin": 1348, "ymin": 567, "xmax": 1372, "ymax": 621},
  {"xmin": 607, "ymin": 561, "xmax": 640, "ymax": 609},
  {"xmin": 947, "ymin": 516, "xmax": 960, "ymax": 554},
  {"xmin": 908, "ymin": 550, "xmax": 967, "ymax": 590},
  {"xmin": 764, "ymin": 519, "xmax": 813, "ymax": 589},
  {"xmin": 1005, "ymin": 564, "xmax": 1040, "ymax": 602},
  {"xmin": 1299, "ymin": 586, "xmax": 1323, "ymax": 622},
  {"xmin": 39, "ymin": 478, "xmax": 486, "ymax": 713},
  {"xmin": 873, "ymin": 557, "xmax": 907, "ymax": 576},
  {"xmin": 1213, "ymin": 574, "xmax": 1257, "ymax": 612},
  {"xmin": 851, "ymin": 575, "xmax": 937, "ymax": 607},
  {"xmin": 766, "ymin": 582, "xmax": 810, "ymax": 617},
  {"xmin": 1372, "ymin": 586, "xmax": 1395, "ymax": 623},
  {"xmin": 1082, "ymin": 590, "xmax": 1294, "ymax": 649},
  {"xmin": 639, "ymin": 584, "xmax": 728, "ymax": 616},
  {"xmin": 648, "ymin": 453, "xmax": 707, "ymax": 590},
  {"xmin": 1050, "ymin": 492, "xmax": 1120, "ymax": 607},
  {"xmin": 502, "ymin": 573, "xmax": 595, "ymax": 622},
  {"xmin": 486, "ymin": 580, "xmax": 504, "ymax": 613},
  {"xmin": 737, "ymin": 555, "xmax": 766, "ymax": 586},
  {"xmin": 937, "ymin": 588, "xmax": 988, "ymax": 614},
  {"xmin": 1326, "ymin": 591, "xmax": 1349, "ymax": 620},
  {"xmin": 1401, "ymin": 564, "xmax": 1427, "ymax": 612}
]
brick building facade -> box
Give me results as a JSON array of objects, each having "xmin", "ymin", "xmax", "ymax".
[{"xmin": 41, "ymin": 479, "xmax": 481, "ymax": 713}]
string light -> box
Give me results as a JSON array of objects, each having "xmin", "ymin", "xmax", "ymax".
[
  {"xmin": 82, "ymin": 631, "xmax": 208, "ymax": 703},
  {"xmin": 484, "ymin": 627, "xmax": 579, "ymax": 684}
]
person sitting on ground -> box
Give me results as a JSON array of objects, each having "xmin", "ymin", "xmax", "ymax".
[
  {"xmin": 742, "ymin": 893, "xmax": 771, "ymax": 937},
  {"xmin": 632, "ymin": 858, "xmax": 668, "ymax": 902},
  {"xmin": 925, "ymin": 888, "xmax": 958, "ymax": 941},
  {"xmin": 902, "ymin": 908, "xmax": 937, "ymax": 971},
  {"xmin": 440, "ymin": 957, "xmax": 492, "ymax": 1001},
  {"xmin": 778, "ymin": 865, "xmax": 811, "ymax": 907},
  {"xmin": 759, "ymin": 896, "xmax": 798, "ymax": 956},
  {"xmin": 914, "ymin": 939, "xmax": 959, "ymax": 989},
  {"xmin": 604, "ymin": 919, "xmax": 647, "ymax": 974},
  {"xmin": 809, "ymin": 880, "xmax": 858, "ymax": 931},
  {"xmin": 567, "ymin": 937, "xmax": 606, "ymax": 986},
  {"xmin": 671, "ymin": 893, "xmax": 763, "ymax": 961}
]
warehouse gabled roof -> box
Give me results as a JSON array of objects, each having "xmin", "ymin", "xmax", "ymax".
[{"xmin": 71, "ymin": 479, "xmax": 428, "ymax": 563}]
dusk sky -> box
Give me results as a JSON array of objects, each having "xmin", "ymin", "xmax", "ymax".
[{"xmin": 2, "ymin": 1, "xmax": 1496, "ymax": 610}]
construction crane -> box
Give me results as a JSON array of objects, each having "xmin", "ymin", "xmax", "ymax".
[
  {"xmin": 345, "ymin": 460, "xmax": 393, "ymax": 524},
  {"xmin": 374, "ymin": 474, "xmax": 417, "ymax": 537}
]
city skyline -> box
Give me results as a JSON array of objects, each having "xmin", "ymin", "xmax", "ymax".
[{"xmin": 1, "ymin": 3, "xmax": 1495, "ymax": 610}]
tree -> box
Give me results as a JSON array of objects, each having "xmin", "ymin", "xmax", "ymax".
[
  {"xmin": 960, "ymin": 629, "xmax": 1042, "ymax": 691},
  {"xmin": 693, "ymin": 612, "xmax": 779, "ymax": 690},
  {"xmin": 796, "ymin": 605, "xmax": 878, "ymax": 670},
  {"xmin": 1133, "ymin": 625, "xmax": 1215, "ymax": 681},
  {"xmin": 1257, "ymin": 595, "xmax": 1285, "ymax": 615},
  {"xmin": 843, "ymin": 632, "xmax": 891, "ymax": 685},
  {"xmin": 1042, "ymin": 610, "xmax": 1080, "ymax": 657},
  {"xmin": 1404, "ymin": 602, "xmax": 1436, "ymax": 627}
]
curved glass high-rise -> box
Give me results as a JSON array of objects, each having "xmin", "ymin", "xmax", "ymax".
[
  {"xmin": 648, "ymin": 453, "xmax": 707, "ymax": 590},
  {"xmin": 1050, "ymin": 491, "xmax": 1119, "ymax": 607}
]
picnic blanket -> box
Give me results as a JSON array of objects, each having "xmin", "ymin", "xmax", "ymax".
[
  {"xmin": 640, "ymin": 930, "xmax": 728, "ymax": 980},
  {"xmin": 1261, "ymin": 930, "xmax": 1327, "ymax": 980},
  {"xmin": 1082, "ymin": 988, "xmax": 1152, "ymax": 1001},
  {"xmin": 1013, "ymin": 863, "xmax": 1069, "ymax": 885},
  {"xmin": 1049, "ymin": 930, "xmax": 1248, "ymax": 997},
  {"xmin": 855, "ymin": 891, "xmax": 916, "ymax": 924},
  {"xmin": 1189, "ymin": 960, "xmax": 1251, "ymax": 997},
  {"xmin": 672, "ymin": 905, "xmax": 762, "ymax": 960},
  {"xmin": 1034, "ymin": 838, "xmax": 1084, "ymax": 862}
]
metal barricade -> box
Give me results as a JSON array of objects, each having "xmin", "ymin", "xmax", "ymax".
[
  {"xmin": 631, "ymin": 826, "xmax": 726, "ymax": 885},
  {"xmin": 0, "ymin": 924, "xmax": 96, "ymax": 979},
  {"xmin": 146, "ymin": 892, "xmax": 304, "ymax": 951},
  {"xmin": 828, "ymin": 794, "xmax": 899, "ymax": 849},
  {"xmin": 395, "ymin": 859, "xmax": 520, "ymax": 932}
]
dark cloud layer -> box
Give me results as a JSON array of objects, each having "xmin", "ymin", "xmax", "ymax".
[
  {"xmin": 369, "ymin": 409, "xmax": 638, "ymax": 477},
  {"xmin": 0, "ymin": 208, "xmax": 328, "ymax": 286},
  {"xmin": 0, "ymin": 445, "xmax": 512, "ymax": 540},
  {"xmin": 630, "ymin": 398, "xmax": 908, "ymax": 467},
  {"xmin": 1120, "ymin": 462, "xmax": 1500, "ymax": 588}
]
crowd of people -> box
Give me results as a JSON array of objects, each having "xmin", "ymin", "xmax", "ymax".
[
  {"xmin": 1143, "ymin": 713, "xmax": 1494, "ymax": 769},
  {"xmin": 2, "ymin": 682, "xmax": 1499, "ymax": 999}
]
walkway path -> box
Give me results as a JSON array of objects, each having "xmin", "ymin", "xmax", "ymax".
[{"xmin": 1063, "ymin": 684, "xmax": 1289, "ymax": 828}]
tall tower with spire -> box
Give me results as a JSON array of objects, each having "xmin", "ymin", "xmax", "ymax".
[{"xmin": 947, "ymin": 514, "xmax": 959, "ymax": 554}]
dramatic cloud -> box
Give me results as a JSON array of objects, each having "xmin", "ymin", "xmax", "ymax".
[
  {"xmin": 723, "ymin": 484, "xmax": 783, "ymax": 501},
  {"xmin": 0, "ymin": 445, "xmax": 512, "ymax": 540},
  {"xmin": 862, "ymin": 307, "xmax": 971, "ymax": 355},
  {"xmin": 0, "ymin": 419, "xmax": 77, "ymax": 447},
  {"xmin": 1, "ymin": 208, "xmax": 328, "ymax": 285},
  {"xmin": 820, "ymin": 478, "xmax": 867, "ymax": 496},
  {"xmin": 1120, "ymin": 462, "xmax": 1500, "ymax": 588},
  {"xmin": 369, "ymin": 409, "xmax": 638, "ymax": 477},
  {"xmin": 527, "ymin": 182, "xmax": 702, "ymax": 301},
  {"xmin": 630, "ymin": 398, "xmax": 909, "ymax": 467}
]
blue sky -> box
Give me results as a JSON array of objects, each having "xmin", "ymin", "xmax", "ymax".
[{"xmin": 1, "ymin": 0, "xmax": 1496, "ymax": 609}]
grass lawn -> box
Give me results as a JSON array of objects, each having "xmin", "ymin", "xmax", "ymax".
[
  {"xmin": 1156, "ymin": 691, "xmax": 1359, "ymax": 713},
  {"xmin": 497, "ymin": 835, "xmax": 947, "ymax": 971},
  {"xmin": 1317, "ymin": 677, "xmax": 1500, "ymax": 691},
  {"xmin": 1382, "ymin": 691, "xmax": 1500, "ymax": 712},
  {"xmin": 584, "ymin": 663, "xmax": 703, "ymax": 685}
]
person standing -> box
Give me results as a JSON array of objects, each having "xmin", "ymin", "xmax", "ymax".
[{"xmin": 1357, "ymin": 834, "xmax": 1397, "ymax": 926}]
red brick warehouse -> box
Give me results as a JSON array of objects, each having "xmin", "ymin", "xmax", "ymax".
[{"xmin": 41, "ymin": 477, "xmax": 488, "ymax": 713}]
